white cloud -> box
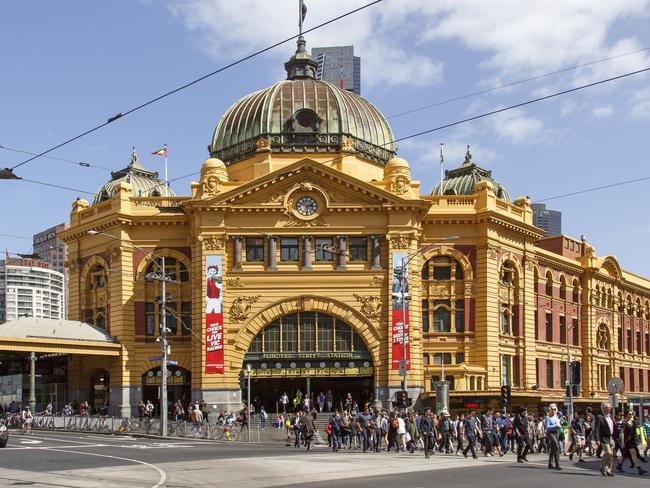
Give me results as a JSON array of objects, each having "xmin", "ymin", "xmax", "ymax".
[
  {"xmin": 631, "ymin": 88, "xmax": 650, "ymax": 119},
  {"xmin": 167, "ymin": 0, "xmax": 443, "ymax": 88},
  {"xmin": 591, "ymin": 105, "xmax": 614, "ymax": 118},
  {"xmin": 490, "ymin": 108, "xmax": 544, "ymax": 143}
]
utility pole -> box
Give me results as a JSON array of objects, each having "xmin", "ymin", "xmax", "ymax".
[
  {"xmin": 400, "ymin": 256, "xmax": 408, "ymax": 392},
  {"xmin": 159, "ymin": 256, "xmax": 168, "ymax": 437},
  {"xmin": 247, "ymin": 363, "xmax": 251, "ymax": 443},
  {"xmin": 29, "ymin": 352, "xmax": 36, "ymax": 411}
]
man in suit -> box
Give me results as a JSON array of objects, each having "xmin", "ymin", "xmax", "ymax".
[
  {"xmin": 594, "ymin": 402, "xmax": 616, "ymax": 476},
  {"xmin": 418, "ymin": 408, "xmax": 434, "ymax": 459}
]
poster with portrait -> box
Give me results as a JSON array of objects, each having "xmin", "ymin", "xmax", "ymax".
[
  {"xmin": 205, "ymin": 255, "xmax": 224, "ymax": 373},
  {"xmin": 391, "ymin": 252, "xmax": 410, "ymax": 369}
]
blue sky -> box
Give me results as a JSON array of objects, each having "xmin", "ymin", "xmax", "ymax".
[{"xmin": 1, "ymin": 0, "xmax": 650, "ymax": 276}]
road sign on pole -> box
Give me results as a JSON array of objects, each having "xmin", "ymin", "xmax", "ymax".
[{"xmin": 399, "ymin": 359, "xmax": 407, "ymax": 377}]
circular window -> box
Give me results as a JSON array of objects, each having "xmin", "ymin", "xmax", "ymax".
[{"xmin": 296, "ymin": 110, "xmax": 318, "ymax": 129}]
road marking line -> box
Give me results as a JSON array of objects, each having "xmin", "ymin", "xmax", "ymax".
[
  {"xmin": 3, "ymin": 443, "xmax": 108, "ymax": 450},
  {"xmin": 19, "ymin": 440, "xmax": 43, "ymax": 444},
  {"xmin": 36, "ymin": 447, "xmax": 167, "ymax": 488}
]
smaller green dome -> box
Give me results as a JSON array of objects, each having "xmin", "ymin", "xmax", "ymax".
[
  {"xmin": 93, "ymin": 148, "xmax": 175, "ymax": 205},
  {"xmin": 431, "ymin": 147, "xmax": 510, "ymax": 201}
]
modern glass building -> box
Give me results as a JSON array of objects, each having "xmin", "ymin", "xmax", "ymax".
[
  {"xmin": 0, "ymin": 257, "xmax": 65, "ymax": 323},
  {"xmin": 531, "ymin": 203, "xmax": 562, "ymax": 236},
  {"xmin": 312, "ymin": 45, "xmax": 361, "ymax": 95}
]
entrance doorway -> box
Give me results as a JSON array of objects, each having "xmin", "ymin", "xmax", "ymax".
[
  {"xmin": 244, "ymin": 311, "xmax": 374, "ymax": 414},
  {"xmin": 142, "ymin": 366, "xmax": 191, "ymax": 416},
  {"xmin": 89, "ymin": 369, "xmax": 109, "ymax": 414}
]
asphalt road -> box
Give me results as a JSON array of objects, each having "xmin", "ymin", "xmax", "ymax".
[{"xmin": 0, "ymin": 430, "xmax": 647, "ymax": 487}]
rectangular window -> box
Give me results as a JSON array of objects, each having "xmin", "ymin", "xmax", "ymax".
[
  {"xmin": 455, "ymin": 299, "xmax": 465, "ymax": 332},
  {"xmin": 145, "ymin": 302, "xmax": 155, "ymax": 336},
  {"xmin": 263, "ymin": 322, "xmax": 280, "ymax": 353},
  {"xmin": 181, "ymin": 301, "xmax": 191, "ymax": 336},
  {"xmin": 630, "ymin": 368, "xmax": 636, "ymax": 392},
  {"xmin": 317, "ymin": 315, "xmax": 334, "ymax": 352},
  {"xmin": 572, "ymin": 318, "xmax": 579, "ymax": 345},
  {"xmin": 299, "ymin": 312, "xmax": 316, "ymax": 352},
  {"xmin": 513, "ymin": 356, "xmax": 520, "ymax": 387},
  {"xmin": 433, "ymin": 353, "xmax": 452, "ymax": 365},
  {"xmin": 280, "ymin": 238, "xmax": 299, "ymax": 262},
  {"xmin": 335, "ymin": 321, "xmax": 352, "ymax": 352},
  {"xmin": 423, "ymin": 354, "xmax": 430, "ymax": 365},
  {"xmin": 560, "ymin": 362, "xmax": 567, "ymax": 387},
  {"xmin": 246, "ymin": 238, "xmax": 265, "ymax": 262},
  {"xmin": 559, "ymin": 315, "xmax": 566, "ymax": 344},
  {"xmin": 445, "ymin": 375, "xmax": 455, "ymax": 391},
  {"xmin": 422, "ymin": 300, "xmax": 430, "ymax": 333},
  {"xmin": 282, "ymin": 315, "xmax": 298, "ymax": 352},
  {"xmin": 618, "ymin": 328, "xmax": 623, "ymax": 351},
  {"xmin": 433, "ymin": 306, "xmax": 451, "ymax": 332},
  {"xmin": 546, "ymin": 360, "xmax": 554, "ymax": 388},
  {"xmin": 626, "ymin": 329, "xmax": 632, "ymax": 352},
  {"xmin": 545, "ymin": 312, "xmax": 553, "ymax": 342},
  {"xmin": 501, "ymin": 307, "xmax": 511, "ymax": 336},
  {"xmin": 646, "ymin": 333, "xmax": 649, "ymax": 355},
  {"xmin": 456, "ymin": 352, "xmax": 465, "ymax": 364},
  {"xmin": 501, "ymin": 355, "xmax": 512, "ymax": 386},
  {"xmin": 636, "ymin": 331, "xmax": 642, "ymax": 354},
  {"xmin": 315, "ymin": 238, "xmax": 333, "ymax": 261},
  {"xmin": 348, "ymin": 237, "xmax": 368, "ymax": 261},
  {"xmin": 433, "ymin": 265, "xmax": 451, "ymax": 281}
]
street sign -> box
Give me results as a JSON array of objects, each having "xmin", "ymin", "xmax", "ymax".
[
  {"xmin": 166, "ymin": 360, "xmax": 178, "ymax": 365},
  {"xmin": 399, "ymin": 359, "xmax": 407, "ymax": 376},
  {"xmin": 149, "ymin": 356, "xmax": 162, "ymax": 361}
]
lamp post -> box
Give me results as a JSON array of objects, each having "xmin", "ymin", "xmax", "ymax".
[
  {"xmin": 87, "ymin": 229, "xmax": 173, "ymax": 437},
  {"xmin": 397, "ymin": 236, "xmax": 460, "ymax": 393}
]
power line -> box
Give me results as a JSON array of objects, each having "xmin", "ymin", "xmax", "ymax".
[
  {"xmin": 0, "ymin": 144, "xmax": 113, "ymax": 172},
  {"xmin": 387, "ymin": 46, "xmax": 650, "ymax": 120},
  {"xmin": 533, "ymin": 175, "xmax": 650, "ymax": 203},
  {"xmin": 0, "ymin": 233, "xmax": 32, "ymax": 240},
  {"xmin": 8, "ymin": 0, "xmax": 383, "ymax": 171},
  {"xmin": 19, "ymin": 178, "xmax": 96, "ymax": 196},
  {"xmin": 390, "ymin": 66, "xmax": 650, "ymax": 144}
]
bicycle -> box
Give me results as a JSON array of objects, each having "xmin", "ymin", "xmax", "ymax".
[
  {"xmin": 93, "ymin": 416, "xmax": 111, "ymax": 432},
  {"xmin": 212, "ymin": 423, "xmax": 240, "ymax": 441}
]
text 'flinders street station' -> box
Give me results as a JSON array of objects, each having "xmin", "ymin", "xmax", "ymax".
[{"xmin": 20, "ymin": 37, "xmax": 649, "ymax": 416}]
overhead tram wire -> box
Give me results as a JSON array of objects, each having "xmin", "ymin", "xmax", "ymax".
[
  {"xmin": 533, "ymin": 175, "xmax": 650, "ymax": 203},
  {"xmin": 12, "ymin": 65, "xmax": 650, "ymax": 201},
  {"xmin": 386, "ymin": 46, "xmax": 650, "ymax": 120},
  {"xmin": 8, "ymin": 0, "xmax": 383, "ymax": 172},
  {"xmin": 0, "ymin": 145, "xmax": 113, "ymax": 172}
]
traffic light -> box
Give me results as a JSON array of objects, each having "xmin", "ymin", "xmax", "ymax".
[
  {"xmin": 500, "ymin": 385, "xmax": 511, "ymax": 408},
  {"xmin": 570, "ymin": 361, "xmax": 581, "ymax": 386},
  {"xmin": 239, "ymin": 369, "xmax": 245, "ymax": 390},
  {"xmin": 396, "ymin": 390, "xmax": 408, "ymax": 408}
]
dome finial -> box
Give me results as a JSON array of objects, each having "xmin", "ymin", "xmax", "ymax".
[
  {"xmin": 463, "ymin": 145, "xmax": 472, "ymax": 165},
  {"xmin": 130, "ymin": 146, "xmax": 139, "ymax": 167},
  {"xmin": 284, "ymin": 35, "xmax": 318, "ymax": 80}
]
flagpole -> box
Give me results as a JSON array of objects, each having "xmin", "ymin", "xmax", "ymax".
[
  {"xmin": 440, "ymin": 143, "xmax": 444, "ymax": 186},
  {"xmin": 164, "ymin": 144, "xmax": 168, "ymax": 191},
  {"xmin": 299, "ymin": 0, "xmax": 303, "ymax": 35}
]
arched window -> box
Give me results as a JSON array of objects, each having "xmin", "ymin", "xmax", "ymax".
[
  {"xmin": 421, "ymin": 254, "xmax": 468, "ymax": 334},
  {"xmin": 143, "ymin": 255, "xmax": 192, "ymax": 337},
  {"xmin": 572, "ymin": 279, "xmax": 580, "ymax": 303},
  {"xmin": 626, "ymin": 295, "xmax": 633, "ymax": 317},
  {"xmin": 559, "ymin": 276, "xmax": 567, "ymax": 300},
  {"xmin": 617, "ymin": 292, "xmax": 624, "ymax": 313},
  {"xmin": 607, "ymin": 289, "xmax": 613, "ymax": 309},
  {"xmin": 499, "ymin": 261, "xmax": 519, "ymax": 336},
  {"xmin": 545, "ymin": 271, "xmax": 554, "ymax": 297},
  {"xmin": 83, "ymin": 262, "xmax": 109, "ymax": 329},
  {"xmin": 644, "ymin": 300, "xmax": 650, "ymax": 320},
  {"xmin": 636, "ymin": 298, "xmax": 642, "ymax": 318},
  {"xmin": 501, "ymin": 307, "xmax": 511, "ymax": 335}
]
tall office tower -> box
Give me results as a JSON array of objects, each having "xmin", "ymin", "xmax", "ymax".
[
  {"xmin": 33, "ymin": 223, "xmax": 68, "ymax": 275},
  {"xmin": 312, "ymin": 46, "xmax": 361, "ymax": 95},
  {"xmin": 532, "ymin": 203, "xmax": 562, "ymax": 236},
  {"xmin": 0, "ymin": 257, "xmax": 65, "ymax": 323}
]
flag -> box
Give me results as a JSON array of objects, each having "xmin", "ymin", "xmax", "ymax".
[
  {"xmin": 151, "ymin": 147, "xmax": 167, "ymax": 157},
  {"xmin": 301, "ymin": 1, "xmax": 307, "ymax": 23}
]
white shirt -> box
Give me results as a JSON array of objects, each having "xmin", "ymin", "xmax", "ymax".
[{"xmin": 397, "ymin": 417, "xmax": 406, "ymax": 434}]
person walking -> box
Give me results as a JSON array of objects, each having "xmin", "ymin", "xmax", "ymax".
[
  {"xmin": 462, "ymin": 410, "xmax": 480, "ymax": 459},
  {"xmin": 317, "ymin": 391, "xmax": 325, "ymax": 413},
  {"xmin": 279, "ymin": 392, "xmax": 289, "ymax": 414},
  {"xmin": 643, "ymin": 415, "xmax": 650, "ymax": 458},
  {"xmin": 292, "ymin": 411, "xmax": 303, "ymax": 448},
  {"xmin": 329, "ymin": 410, "xmax": 342, "ymax": 452},
  {"xmin": 480, "ymin": 409, "xmax": 495, "ymax": 456},
  {"xmin": 419, "ymin": 408, "xmax": 434, "ymax": 459},
  {"xmin": 303, "ymin": 410, "xmax": 316, "ymax": 452},
  {"xmin": 594, "ymin": 402, "xmax": 616, "ymax": 476},
  {"xmin": 569, "ymin": 410, "xmax": 586, "ymax": 463},
  {"xmin": 259, "ymin": 406, "xmax": 267, "ymax": 429},
  {"xmin": 513, "ymin": 406, "xmax": 530, "ymax": 463},
  {"xmin": 615, "ymin": 410, "xmax": 647, "ymax": 475},
  {"xmin": 544, "ymin": 404, "xmax": 562, "ymax": 470},
  {"xmin": 325, "ymin": 390, "xmax": 334, "ymax": 413}
]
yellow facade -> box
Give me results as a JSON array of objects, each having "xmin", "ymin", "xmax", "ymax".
[{"xmin": 58, "ymin": 41, "xmax": 650, "ymax": 416}]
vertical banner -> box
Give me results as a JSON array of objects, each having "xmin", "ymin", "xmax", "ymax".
[
  {"xmin": 391, "ymin": 252, "xmax": 410, "ymax": 369},
  {"xmin": 205, "ymin": 255, "xmax": 224, "ymax": 373}
]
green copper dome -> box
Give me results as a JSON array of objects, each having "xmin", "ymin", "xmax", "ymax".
[
  {"xmin": 93, "ymin": 148, "xmax": 175, "ymax": 205},
  {"xmin": 209, "ymin": 37, "xmax": 396, "ymax": 166},
  {"xmin": 431, "ymin": 147, "xmax": 511, "ymax": 201}
]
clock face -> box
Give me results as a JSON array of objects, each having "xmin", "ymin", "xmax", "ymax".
[{"xmin": 295, "ymin": 196, "xmax": 318, "ymax": 216}]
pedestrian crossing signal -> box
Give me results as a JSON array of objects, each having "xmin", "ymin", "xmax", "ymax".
[{"xmin": 500, "ymin": 385, "xmax": 511, "ymax": 407}]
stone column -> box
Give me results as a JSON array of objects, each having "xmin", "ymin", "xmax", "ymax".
[
  {"xmin": 233, "ymin": 236, "xmax": 243, "ymax": 270},
  {"xmin": 302, "ymin": 236, "xmax": 312, "ymax": 270},
  {"xmin": 336, "ymin": 235, "xmax": 347, "ymax": 271},
  {"xmin": 268, "ymin": 236, "xmax": 277, "ymax": 271},
  {"xmin": 371, "ymin": 235, "xmax": 382, "ymax": 269}
]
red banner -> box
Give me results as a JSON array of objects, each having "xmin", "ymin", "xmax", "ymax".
[
  {"xmin": 392, "ymin": 309, "xmax": 410, "ymax": 369},
  {"xmin": 205, "ymin": 255, "xmax": 224, "ymax": 373},
  {"xmin": 391, "ymin": 251, "xmax": 410, "ymax": 369}
]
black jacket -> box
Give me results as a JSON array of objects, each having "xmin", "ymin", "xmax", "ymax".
[
  {"xmin": 418, "ymin": 415, "xmax": 434, "ymax": 436},
  {"xmin": 512, "ymin": 414, "xmax": 528, "ymax": 437},
  {"xmin": 594, "ymin": 413, "xmax": 614, "ymax": 442}
]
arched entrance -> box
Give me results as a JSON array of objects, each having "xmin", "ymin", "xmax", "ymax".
[
  {"xmin": 89, "ymin": 369, "xmax": 110, "ymax": 414},
  {"xmin": 142, "ymin": 366, "xmax": 191, "ymax": 413},
  {"xmin": 244, "ymin": 312, "xmax": 374, "ymax": 413}
]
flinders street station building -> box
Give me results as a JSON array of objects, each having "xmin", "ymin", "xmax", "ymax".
[{"xmin": 9, "ymin": 37, "xmax": 648, "ymax": 417}]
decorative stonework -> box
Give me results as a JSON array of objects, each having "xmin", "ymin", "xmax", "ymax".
[
  {"xmin": 525, "ymin": 255, "xmax": 538, "ymax": 271},
  {"xmin": 353, "ymin": 294, "xmax": 382, "ymax": 320},
  {"xmin": 370, "ymin": 276, "xmax": 384, "ymax": 287},
  {"xmin": 67, "ymin": 259, "xmax": 79, "ymax": 274},
  {"xmin": 230, "ymin": 296, "xmax": 261, "ymax": 322},
  {"xmin": 388, "ymin": 233, "xmax": 413, "ymax": 249},
  {"xmin": 255, "ymin": 137, "xmax": 271, "ymax": 152},
  {"xmin": 341, "ymin": 138, "xmax": 356, "ymax": 153},
  {"xmin": 486, "ymin": 244, "xmax": 500, "ymax": 260},
  {"xmin": 266, "ymin": 191, "xmax": 287, "ymax": 204},
  {"xmin": 110, "ymin": 246, "xmax": 121, "ymax": 264},
  {"xmin": 464, "ymin": 282, "xmax": 473, "ymax": 296},
  {"xmin": 202, "ymin": 236, "xmax": 226, "ymax": 251},
  {"xmin": 498, "ymin": 286, "xmax": 510, "ymax": 302},
  {"xmin": 225, "ymin": 277, "xmax": 244, "ymax": 288}
]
